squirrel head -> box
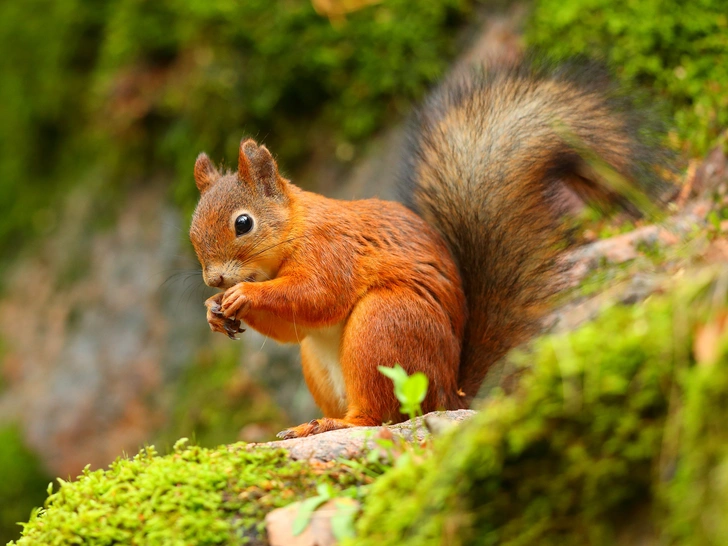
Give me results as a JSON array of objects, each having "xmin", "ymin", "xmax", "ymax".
[{"xmin": 190, "ymin": 139, "xmax": 293, "ymax": 289}]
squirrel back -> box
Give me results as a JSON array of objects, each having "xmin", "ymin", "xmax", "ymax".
[{"xmin": 399, "ymin": 59, "xmax": 667, "ymax": 398}]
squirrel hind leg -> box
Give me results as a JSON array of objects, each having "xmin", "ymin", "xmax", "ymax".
[{"xmin": 340, "ymin": 288, "xmax": 465, "ymax": 417}]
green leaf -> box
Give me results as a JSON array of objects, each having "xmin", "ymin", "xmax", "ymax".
[
  {"xmin": 378, "ymin": 365, "xmax": 429, "ymax": 418},
  {"xmin": 316, "ymin": 483, "xmax": 335, "ymax": 499},
  {"xmin": 401, "ymin": 373, "xmax": 429, "ymax": 407},
  {"xmin": 330, "ymin": 499, "xmax": 358, "ymax": 540},
  {"xmin": 377, "ymin": 364, "xmax": 408, "ymax": 384},
  {"xmin": 292, "ymin": 495, "xmax": 329, "ymax": 536}
]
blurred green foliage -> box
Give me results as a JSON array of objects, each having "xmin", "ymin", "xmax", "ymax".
[
  {"xmin": 0, "ymin": 426, "xmax": 51, "ymax": 545},
  {"xmin": 0, "ymin": 0, "xmax": 471, "ymax": 259},
  {"xmin": 156, "ymin": 346, "xmax": 287, "ymax": 450},
  {"xmin": 527, "ymin": 0, "xmax": 728, "ymax": 156}
]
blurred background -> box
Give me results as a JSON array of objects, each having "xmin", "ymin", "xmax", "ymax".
[{"xmin": 0, "ymin": 0, "xmax": 725, "ymax": 542}]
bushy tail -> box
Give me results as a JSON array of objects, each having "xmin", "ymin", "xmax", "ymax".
[{"xmin": 398, "ymin": 58, "xmax": 668, "ymax": 398}]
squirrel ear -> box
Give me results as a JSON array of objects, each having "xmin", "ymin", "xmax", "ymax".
[
  {"xmin": 194, "ymin": 153, "xmax": 219, "ymax": 193},
  {"xmin": 238, "ymin": 139, "xmax": 287, "ymax": 199}
]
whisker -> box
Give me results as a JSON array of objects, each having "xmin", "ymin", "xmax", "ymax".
[
  {"xmin": 184, "ymin": 278, "xmax": 210, "ymax": 307},
  {"xmin": 178, "ymin": 277, "xmax": 208, "ymax": 313},
  {"xmin": 233, "ymin": 231, "xmax": 304, "ymax": 266},
  {"xmin": 239, "ymin": 235, "xmax": 311, "ymax": 268},
  {"xmin": 158, "ymin": 269, "xmax": 202, "ymax": 292}
]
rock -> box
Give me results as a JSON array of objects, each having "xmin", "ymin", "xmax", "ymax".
[
  {"xmin": 266, "ymin": 498, "xmax": 360, "ymax": 546},
  {"xmin": 252, "ymin": 410, "xmax": 476, "ymax": 462},
  {"xmin": 0, "ymin": 187, "xmax": 211, "ymax": 475},
  {"xmin": 561, "ymin": 198, "xmax": 712, "ymax": 289}
]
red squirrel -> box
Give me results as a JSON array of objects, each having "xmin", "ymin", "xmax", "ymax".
[{"xmin": 189, "ymin": 59, "xmax": 665, "ymax": 439}]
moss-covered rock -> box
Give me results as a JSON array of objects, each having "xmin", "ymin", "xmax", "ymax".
[
  {"xmin": 11, "ymin": 440, "xmax": 375, "ymax": 545},
  {"xmin": 661, "ymin": 286, "xmax": 728, "ymax": 545}
]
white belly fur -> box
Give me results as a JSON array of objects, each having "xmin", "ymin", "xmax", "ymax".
[{"xmin": 302, "ymin": 322, "xmax": 347, "ymax": 413}]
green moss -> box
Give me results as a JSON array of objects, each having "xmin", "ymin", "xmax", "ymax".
[
  {"xmin": 662, "ymin": 351, "xmax": 728, "ymax": 545},
  {"xmin": 0, "ymin": 425, "xmax": 52, "ymax": 545},
  {"xmin": 350, "ymin": 269, "xmax": 728, "ymax": 546},
  {"xmin": 660, "ymin": 281, "xmax": 728, "ymax": 545},
  {"xmin": 11, "ymin": 441, "xmax": 374, "ymax": 545},
  {"xmin": 526, "ymin": 0, "xmax": 728, "ymax": 156}
]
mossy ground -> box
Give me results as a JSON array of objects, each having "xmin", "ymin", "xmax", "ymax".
[{"xmin": 10, "ymin": 440, "xmax": 376, "ymax": 545}]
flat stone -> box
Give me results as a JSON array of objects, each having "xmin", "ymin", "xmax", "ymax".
[{"xmin": 249, "ymin": 409, "xmax": 476, "ymax": 462}]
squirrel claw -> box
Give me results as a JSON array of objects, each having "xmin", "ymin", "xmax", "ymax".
[
  {"xmin": 223, "ymin": 319, "xmax": 245, "ymax": 340},
  {"xmin": 209, "ymin": 302, "xmax": 224, "ymax": 317},
  {"xmin": 276, "ymin": 419, "xmax": 333, "ymax": 439},
  {"xmin": 276, "ymin": 429, "xmax": 296, "ymax": 440}
]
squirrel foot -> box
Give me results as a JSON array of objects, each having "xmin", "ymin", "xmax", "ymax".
[{"xmin": 276, "ymin": 418, "xmax": 356, "ymax": 439}]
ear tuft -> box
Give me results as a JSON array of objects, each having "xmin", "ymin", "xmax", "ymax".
[
  {"xmin": 194, "ymin": 153, "xmax": 219, "ymax": 193},
  {"xmin": 238, "ymin": 139, "xmax": 286, "ymax": 198}
]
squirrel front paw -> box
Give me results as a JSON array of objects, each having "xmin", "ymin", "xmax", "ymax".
[
  {"xmin": 220, "ymin": 283, "xmax": 251, "ymax": 320},
  {"xmin": 205, "ymin": 293, "xmax": 245, "ymax": 340}
]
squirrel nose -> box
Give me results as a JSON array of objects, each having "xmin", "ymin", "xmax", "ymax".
[{"xmin": 205, "ymin": 272, "xmax": 225, "ymax": 288}]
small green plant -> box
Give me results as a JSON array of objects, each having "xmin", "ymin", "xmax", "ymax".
[
  {"xmin": 377, "ymin": 364, "xmax": 429, "ymax": 421},
  {"xmin": 292, "ymin": 362, "xmax": 432, "ymax": 542}
]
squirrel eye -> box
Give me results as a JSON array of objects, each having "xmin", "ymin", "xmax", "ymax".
[{"xmin": 234, "ymin": 214, "xmax": 254, "ymax": 236}]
